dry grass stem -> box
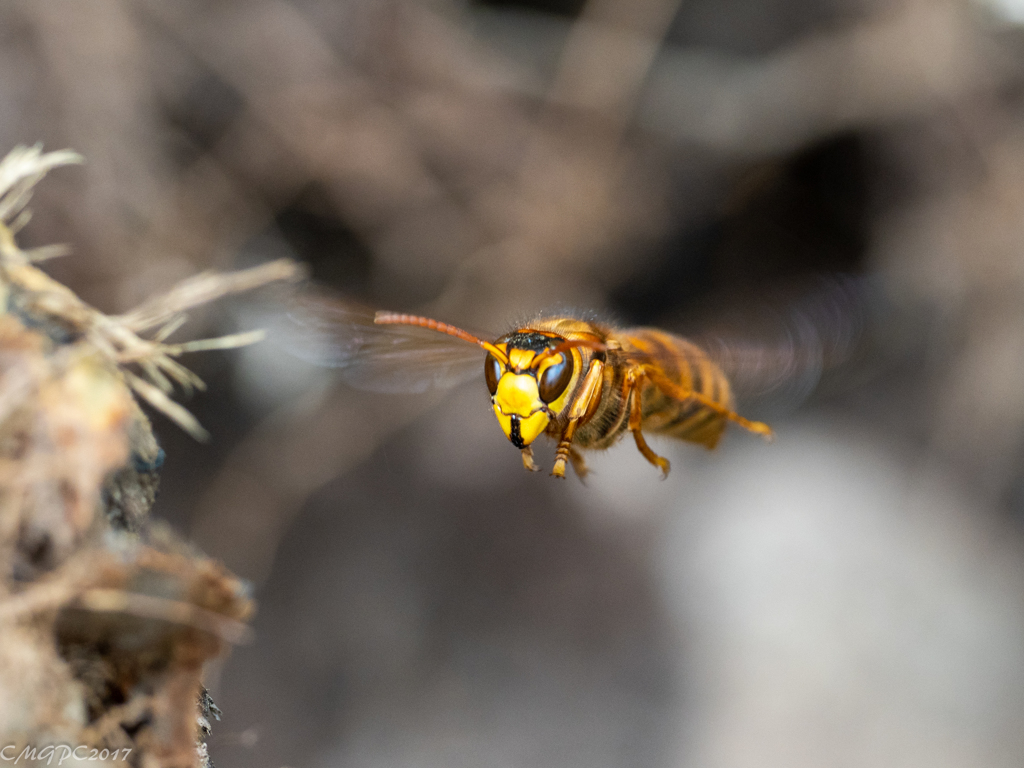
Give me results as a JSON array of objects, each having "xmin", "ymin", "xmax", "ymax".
[
  {"xmin": 0, "ymin": 143, "xmax": 276, "ymax": 763},
  {"xmin": 0, "ymin": 146, "xmax": 301, "ymax": 439}
]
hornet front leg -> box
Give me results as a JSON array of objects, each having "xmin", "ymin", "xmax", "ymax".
[
  {"xmin": 551, "ymin": 356, "xmax": 605, "ymax": 479},
  {"xmin": 521, "ymin": 446, "xmax": 540, "ymax": 471}
]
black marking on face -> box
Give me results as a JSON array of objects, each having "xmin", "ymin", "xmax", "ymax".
[
  {"xmin": 509, "ymin": 415, "xmax": 525, "ymax": 448},
  {"xmin": 500, "ymin": 331, "xmax": 560, "ymax": 352}
]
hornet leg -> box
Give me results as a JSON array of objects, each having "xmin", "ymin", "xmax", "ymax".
[
  {"xmin": 569, "ymin": 446, "xmax": 589, "ymax": 482},
  {"xmin": 646, "ymin": 370, "xmax": 773, "ymax": 440},
  {"xmin": 521, "ymin": 446, "xmax": 540, "ymax": 472},
  {"xmin": 551, "ymin": 356, "xmax": 606, "ymax": 478},
  {"xmin": 627, "ymin": 368, "xmax": 670, "ymax": 478},
  {"xmin": 552, "ymin": 421, "xmax": 579, "ymax": 479}
]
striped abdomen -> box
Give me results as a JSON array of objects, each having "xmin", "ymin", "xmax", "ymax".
[{"xmin": 621, "ymin": 328, "xmax": 733, "ymax": 449}]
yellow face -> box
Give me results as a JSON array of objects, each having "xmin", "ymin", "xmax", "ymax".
[{"xmin": 486, "ymin": 339, "xmax": 576, "ymax": 448}]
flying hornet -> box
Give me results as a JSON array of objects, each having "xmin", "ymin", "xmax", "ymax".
[{"xmin": 288, "ymin": 299, "xmax": 784, "ymax": 480}]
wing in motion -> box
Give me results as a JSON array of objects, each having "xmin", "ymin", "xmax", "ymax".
[
  {"xmin": 284, "ymin": 293, "xmax": 488, "ymax": 394},
  {"xmin": 688, "ymin": 274, "xmax": 875, "ymax": 411}
]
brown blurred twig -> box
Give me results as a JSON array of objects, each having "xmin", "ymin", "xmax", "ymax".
[{"xmin": 0, "ymin": 145, "xmax": 302, "ymax": 439}]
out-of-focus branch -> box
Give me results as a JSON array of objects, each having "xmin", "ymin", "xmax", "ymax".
[
  {"xmin": 639, "ymin": 1, "xmax": 989, "ymax": 154},
  {"xmin": 0, "ymin": 146, "xmax": 303, "ymax": 439},
  {"xmin": 117, "ymin": 259, "xmax": 303, "ymax": 333},
  {"xmin": 546, "ymin": 0, "xmax": 682, "ymax": 137}
]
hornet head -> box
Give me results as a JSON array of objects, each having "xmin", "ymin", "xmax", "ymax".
[{"xmin": 485, "ymin": 331, "xmax": 577, "ymax": 448}]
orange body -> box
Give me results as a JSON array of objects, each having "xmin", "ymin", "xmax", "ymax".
[
  {"xmin": 496, "ymin": 318, "xmax": 769, "ymax": 478},
  {"xmin": 315, "ymin": 306, "xmax": 773, "ymax": 479}
]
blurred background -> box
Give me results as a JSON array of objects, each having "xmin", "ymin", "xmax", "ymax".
[{"xmin": 5, "ymin": 0, "xmax": 1024, "ymax": 765}]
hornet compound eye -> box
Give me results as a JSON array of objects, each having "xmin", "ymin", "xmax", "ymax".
[
  {"xmin": 538, "ymin": 356, "xmax": 572, "ymax": 403},
  {"xmin": 484, "ymin": 353, "xmax": 501, "ymax": 395}
]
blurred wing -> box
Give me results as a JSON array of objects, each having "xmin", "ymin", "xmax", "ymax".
[
  {"xmin": 688, "ymin": 275, "xmax": 875, "ymax": 411},
  {"xmin": 283, "ymin": 294, "xmax": 487, "ymax": 394}
]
